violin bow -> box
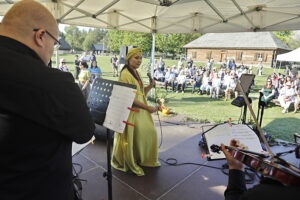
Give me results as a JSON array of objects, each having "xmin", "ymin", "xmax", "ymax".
[{"xmin": 236, "ymin": 80, "xmax": 274, "ymax": 156}]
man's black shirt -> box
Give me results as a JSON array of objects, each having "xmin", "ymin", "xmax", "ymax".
[
  {"xmin": 225, "ymin": 169, "xmax": 300, "ymax": 200},
  {"xmin": 0, "ymin": 36, "xmax": 95, "ymax": 200}
]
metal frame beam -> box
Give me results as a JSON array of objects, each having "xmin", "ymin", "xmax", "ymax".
[
  {"xmin": 94, "ymin": 0, "xmax": 120, "ymax": 17},
  {"xmin": 59, "ymin": 0, "xmax": 85, "ymax": 21},
  {"xmin": 230, "ymin": 0, "xmax": 255, "ymax": 28},
  {"xmin": 117, "ymin": 11, "xmax": 152, "ymax": 31},
  {"xmin": 203, "ymin": 0, "xmax": 227, "ymax": 22}
]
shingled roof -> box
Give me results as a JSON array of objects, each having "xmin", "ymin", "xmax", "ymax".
[
  {"xmin": 58, "ymin": 38, "xmax": 71, "ymax": 51},
  {"xmin": 92, "ymin": 44, "xmax": 107, "ymax": 51},
  {"xmin": 184, "ymin": 32, "xmax": 291, "ymax": 50}
]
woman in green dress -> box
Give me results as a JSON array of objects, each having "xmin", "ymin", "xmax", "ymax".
[
  {"xmin": 111, "ymin": 48, "xmax": 160, "ymax": 176},
  {"xmin": 260, "ymin": 78, "xmax": 276, "ymax": 105}
]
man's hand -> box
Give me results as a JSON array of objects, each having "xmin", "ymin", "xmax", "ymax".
[{"xmin": 221, "ymin": 139, "xmax": 246, "ymax": 171}]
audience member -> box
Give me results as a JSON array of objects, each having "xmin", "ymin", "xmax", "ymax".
[
  {"xmin": 158, "ymin": 57, "xmax": 165, "ymax": 72},
  {"xmin": 111, "ymin": 54, "xmax": 118, "ymax": 77},
  {"xmin": 225, "ymin": 74, "xmax": 238, "ymax": 101},
  {"xmin": 78, "ymin": 61, "xmax": 91, "ymax": 99},
  {"xmin": 294, "ymin": 77, "xmax": 300, "ymax": 113},
  {"xmin": 200, "ymin": 72, "xmax": 212, "ymax": 95},
  {"xmin": 88, "ymin": 60, "xmax": 102, "ymax": 82},
  {"xmin": 58, "ymin": 58, "xmax": 69, "ymax": 72},
  {"xmin": 74, "ymin": 54, "xmax": 80, "ymax": 79},
  {"xmin": 192, "ymin": 71, "xmax": 202, "ymax": 94},
  {"xmin": 260, "ymin": 78, "xmax": 276, "ymax": 106},
  {"xmin": 154, "ymin": 68, "xmax": 165, "ymax": 82},
  {"xmin": 258, "ymin": 62, "xmax": 263, "ymax": 76},
  {"xmin": 176, "ymin": 70, "xmax": 187, "ymax": 93},
  {"xmin": 279, "ymin": 81, "xmax": 296, "ymax": 113},
  {"xmin": 210, "ymin": 73, "xmax": 221, "ymax": 99},
  {"xmin": 164, "ymin": 67, "xmax": 176, "ymax": 92}
]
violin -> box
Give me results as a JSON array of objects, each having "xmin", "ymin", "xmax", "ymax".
[{"xmin": 211, "ymin": 144, "xmax": 300, "ymax": 185}]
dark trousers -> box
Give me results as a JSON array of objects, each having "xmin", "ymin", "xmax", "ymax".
[
  {"xmin": 165, "ymin": 80, "xmax": 175, "ymax": 91},
  {"xmin": 177, "ymin": 83, "xmax": 186, "ymax": 92}
]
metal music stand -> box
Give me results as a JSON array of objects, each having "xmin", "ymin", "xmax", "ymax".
[
  {"xmin": 87, "ymin": 78, "xmax": 136, "ymax": 200},
  {"xmin": 233, "ymin": 74, "xmax": 255, "ymax": 124}
]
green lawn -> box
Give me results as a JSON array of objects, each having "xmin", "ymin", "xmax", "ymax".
[{"xmin": 53, "ymin": 54, "xmax": 300, "ymax": 142}]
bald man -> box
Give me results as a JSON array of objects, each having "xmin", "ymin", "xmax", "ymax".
[{"xmin": 0, "ymin": 1, "xmax": 95, "ymax": 200}]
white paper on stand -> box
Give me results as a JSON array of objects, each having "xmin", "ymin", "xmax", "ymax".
[
  {"xmin": 203, "ymin": 123, "xmax": 263, "ymax": 160},
  {"xmin": 103, "ymin": 85, "xmax": 137, "ymax": 133}
]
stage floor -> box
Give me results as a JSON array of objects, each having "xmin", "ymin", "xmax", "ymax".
[{"xmin": 72, "ymin": 116, "xmax": 299, "ymax": 200}]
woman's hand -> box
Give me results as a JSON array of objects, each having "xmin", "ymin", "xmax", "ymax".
[
  {"xmin": 147, "ymin": 106, "xmax": 159, "ymax": 113},
  {"xmin": 150, "ymin": 80, "xmax": 156, "ymax": 88},
  {"xmin": 221, "ymin": 139, "xmax": 245, "ymax": 171}
]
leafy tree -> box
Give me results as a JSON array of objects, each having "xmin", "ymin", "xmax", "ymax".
[
  {"xmin": 156, "ymin": 33, "xmax": 202, "ymax": 57},
  {"xmin": 107, "ymin": 30, "xmax": 152, "ymax": 53},
  {"xmin": 273, "ymin": 31, "xmax": 294, "ymax": 45},
  {"xmin": 64, "ymin": 25, "xmax": 85, "ymax": 51},
  {"xmin": 81, "ymin": 28, "xmax": 108, "ymax": 51},
  {"xmin": 288, "ymin": 33, "xmax": 300, "ymax": 49},
  {"xmin": 107, "ymin": 30, "xmax": 125, "ymax": 53}
]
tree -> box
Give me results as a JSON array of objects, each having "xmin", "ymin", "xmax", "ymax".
[
  {"xmin": 156, "ymin": 33, "xmax": 202, "ymax": 57},
  {"xmin": 107, "ymin": 30, "xmax": 125, "ymax": 53},
  {"xmin": 64, "ymin": 25, "xmax": 85, "ymax": 51},
  {"xmin": 107, "ymin": 30, "xmax": 152, "ymax": 53},
  {"xmin": 288, "ymin": 33, "xmax": 300, "ymax": 49},
  {"xmin": 273, "ymin": 31, "xmax": 294, "ymax": 45}
]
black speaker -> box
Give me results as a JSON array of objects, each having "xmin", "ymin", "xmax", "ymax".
[
  {"xmin": 119, "ymin": 46, "xmax": 138, "ymax": 58},
  {"xmin": 119, "ymin": 46, "xmax": 128, "ymax": 58}
]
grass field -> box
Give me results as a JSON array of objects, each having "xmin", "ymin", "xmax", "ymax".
[{"xmin": 53, "ymin": 54, "xmax": 300, "ymax": 142}]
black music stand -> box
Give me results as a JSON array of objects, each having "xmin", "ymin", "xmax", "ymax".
[
  {"xmin": 233, "ymin": 74, "xmax": 255, "ymax": 124},
  {"xmin": 87, "ymin": 78, "xmax": 136, "ymax": 200}
]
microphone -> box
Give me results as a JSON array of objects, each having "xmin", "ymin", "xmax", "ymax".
[{"xmin": 147, "ymin": 72, "xmax": 155, "ymax": 88}]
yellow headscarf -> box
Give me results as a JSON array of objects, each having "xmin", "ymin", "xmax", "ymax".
[{"xmin": 126, "ymin": 47, "xmax": 142, "ymax": 65}]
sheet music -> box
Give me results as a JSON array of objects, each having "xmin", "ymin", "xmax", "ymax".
[
  {"xmin": 103, "ymin": 85, "xmax": 137, "ymax": 133},
  {"xmin": 204, "ymin": 123, "xmax": 263, "ymax": 160}
]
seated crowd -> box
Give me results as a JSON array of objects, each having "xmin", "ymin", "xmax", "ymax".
[
  {"xmin": 153, "ymin": 59, "xmax": 252, "ymax": 101},
  {"xmin": 153, "ymin": 58, "xmax": 300, "ymax": 113},
  {"xmin": 260, "ymin": 67, "xmax": 299, "ymax": 113}
]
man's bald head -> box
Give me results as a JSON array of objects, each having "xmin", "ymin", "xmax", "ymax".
[
  {"xmin": 0, "ymin": 0, "xmax": 59, "ymax": 65},
  {"xmin": 1, "ymin": 0, "xmax": 58, "ymax": 39}
]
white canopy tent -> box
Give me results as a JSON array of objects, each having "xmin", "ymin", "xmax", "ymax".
[
  {"xmin": 275, "ymin": 47, "xmax": 300, "ymax": 71},
  {"xmin": 277, "ymin": 47, "xmax": 300, "ymax": 62},
  {"xmin": 1, "ymin": 0, "xmax": 300, "ymax": 69},
  {"xmin": 1, "ymin": 0, "xmax": 300, "ymax": 34}
]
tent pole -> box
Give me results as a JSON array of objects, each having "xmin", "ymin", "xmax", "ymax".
[
  {"xmin": 279, "ymin": 61, "xmax": 282, "ymax": 73},
  {"xmin": 151, "ymin": 32, "xmax": 156, "ymax": 76},
  {"xmin": 150, "ymin": 33, "xmax": 156, "ymax": 96}
]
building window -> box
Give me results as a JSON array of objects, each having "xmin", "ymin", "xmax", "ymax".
[
  {"xmin": 236, "ymin": 51, "xmax": 243, "ymax": 61},
  {"xmin": 256, "ymin": 53, "xmax": 264, "ymax": 61},
  {"xmin": 206, "ymin": 51, "xmax": 212, "ymax": 59},
  {"xmin": 192, "ymin": 51, "xmax": 197, "ymax": 59}
]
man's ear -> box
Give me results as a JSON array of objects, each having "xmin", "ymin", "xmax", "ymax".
[{"xmin": 33, "ymin": 29, "xmax": 45, "ymax": 47}]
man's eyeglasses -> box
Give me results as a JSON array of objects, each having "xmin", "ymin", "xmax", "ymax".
[{"xmin": 33, "ymin": 28, "xmax": 61, "ymax": 49}]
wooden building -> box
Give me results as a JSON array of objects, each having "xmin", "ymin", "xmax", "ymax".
[
  {"xmin": 183, "ymin": 32, "xmax": 291, "ymax": 67},
  {"xmin": 92, "ymin": 44, "xmax": 107, "ymax": 54},
  {"xmin": 58, "ymin": 38, "xmax": 71, "ymax": 54}
]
